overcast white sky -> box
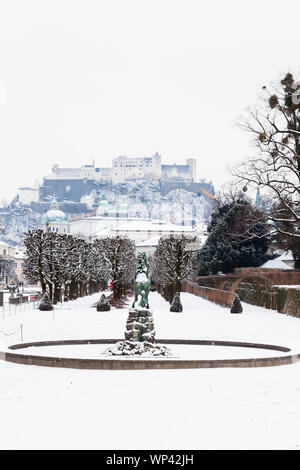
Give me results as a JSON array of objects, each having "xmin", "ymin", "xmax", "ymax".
[{"xmin": 0, "ymin": 0, "xmax": 300, "ymax": 203}]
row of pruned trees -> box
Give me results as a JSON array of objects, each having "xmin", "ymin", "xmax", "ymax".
[
  {"xmin": 23, "ymin": 230, "xmax": 135, "ymax": 303},
  {"xmin": 0, "ymin": 256, "xmax": 16, "ymax": 286},
  {"xmin": 152, "ymin": 234, "xmax": 199, "ymax": 303}
]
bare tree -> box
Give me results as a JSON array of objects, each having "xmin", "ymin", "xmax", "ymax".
[
  {"xmin": 96, "ymin": 235, "xmax": 135, "ymax": 300},
  {"xmin": 233, "ymin": 72, "xmax": 300, "ymax": 243},
  {"xmin": 214, "ymin": 182, "xmax": 248, "ymax": 207},
  {"xmin": 152, "ymin": 234, "xmax": 199, "ymax": 302}
]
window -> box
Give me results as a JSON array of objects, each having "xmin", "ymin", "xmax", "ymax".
[{"xmin": 3, "ymin": 249, "xmax": 6, "ymax": 256}]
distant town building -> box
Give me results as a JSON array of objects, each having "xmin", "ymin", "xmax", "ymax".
[
  {"xmin": 0, "ymin": 242, "xmax": 27, "ymax": 286},
  {"xmin": 112, "ymin": 152, "xmax": 162, "ymax": 183},
  {"xmin": 161, "ymin": 158, "xmax": 197, "ymax": 182},
  {"xmin": 0, "ymin": 241, "xmax": 15, "ymax": 258},
  {"xmin": 51, "ymin": 163, "xmax": 112, "ymax": 183},
  {"xmin": 45, "ymin": 191, "xmax": 209, "ymax": 242},
  {"xmin": 18, "ymin": 187, "xmax": 39, "ymax": 205},
  {"xmin": 14, "ymin": 247, "xmax": 26, "ymax": 285}
]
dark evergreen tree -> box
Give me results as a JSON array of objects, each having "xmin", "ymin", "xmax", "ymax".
[{"xmin": 198, "ymin": 200, "xmax": 271, "ymax": 275}]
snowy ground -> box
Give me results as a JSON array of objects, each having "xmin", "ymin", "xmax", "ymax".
[{"xmin": 0, "ymin": 291, "xmax": 300, "ymax": 449}]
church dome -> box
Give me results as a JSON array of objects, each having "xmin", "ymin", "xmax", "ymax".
[
  {"xmin": 96, "ymin": 194, "xmax": 109, "ymax": 215},
  {"xmin": 43, "ymin": 209, "xmax": 67, "ymax": 224}
]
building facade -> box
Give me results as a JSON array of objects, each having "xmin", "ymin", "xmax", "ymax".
[
  {"xmin": 112, "ymin": 152, "xmax": 162, "ymax": 184},
  {"xmin": 18, "ymin": 187, "xmax": 39, "ymax": 205},
  {"xmin": 161, "ymin": 159, "xmax": 197, "ymax": 182},
  {"xmin": 51, "ymin": 163, "xmax": 112, "ymax": 183},
  {"xmin": 0, "ymin": 242, "xmax": 27, "ymax": 286}
]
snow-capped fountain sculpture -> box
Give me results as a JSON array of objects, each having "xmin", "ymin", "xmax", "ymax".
[{"xmin": 103, "ymin": 252, "xmax": 172, "ymax": 357}]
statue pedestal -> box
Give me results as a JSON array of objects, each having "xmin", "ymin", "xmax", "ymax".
[
  {"xmin": 125, "ymin": 308, "xmax": 155, "ymax": 343},
  {"xmin": 102, "ymin": 308, "xmax": 172, "ymax": 357}
]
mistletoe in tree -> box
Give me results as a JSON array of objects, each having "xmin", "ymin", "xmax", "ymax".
[{"xmin": 233, "ymin": 72, "xmax": 300, "ymax": 266}]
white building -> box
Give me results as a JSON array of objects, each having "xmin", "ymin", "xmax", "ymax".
[
  {"xmin": 0, "ymin": 242, "xmax": 28, "ymax": 286},
  {"xmin": 51, "ymin": 163, "xmax": 112, "ymax": 183},
  {"xmin": 91, "ymin": 219, "xmax": 198, "ymax": 244},
  {"xmin": 135, "ymin": 235, "xmax": 161, "ymax": 257},
  {"xmin": 68, "ymin": 216, "xmax": 133, "ymax": 239},
  {"xmin": 161, "ymin": 159, "xmax": 197, "ymax": 182},
  {"xmin": 42, "ymin": 199, "xmax": 69, "ymax": 234},
  {"xmin": 47, "ymin": 212, "xmax": 200, "ymax": 245},
  {"xmin": 18, "ymin": 187, "xmax": 39, "ymax": 205},
  {"xmin": 0, "ymin": 241, "xmax": 15, "ymax": 258},
  {"xmin": 112, "ymin": 152, "xmax": 162, "ymax": 184}
]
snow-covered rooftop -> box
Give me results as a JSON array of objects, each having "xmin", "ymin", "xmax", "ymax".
[
  {"xmin": 260, "ymin": 258, "xmax": 293, "ymax": 270},
  {"xmin": 136, "ymin": 236, "xmax": 161, "ymax": 247},
  {"xmin": 273, "ymin": 250, "xmax": 294, "ymax": 261},
  {"xmin": 44, "ymin": 209, "xmax": 67, "ymax": 223},
  {"xmin": 114, "ymin": 220, "xmax": 195, "ymax": 232}
]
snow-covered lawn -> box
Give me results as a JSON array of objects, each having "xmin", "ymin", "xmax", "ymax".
[{"xmin": 0, "ymin": 291, "xmax": 300, "ymax": 449}]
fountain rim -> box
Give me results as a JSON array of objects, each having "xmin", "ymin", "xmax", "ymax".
[{"xmin": 1, "ymin": 338, "xmax": 298, "ymax": 370}]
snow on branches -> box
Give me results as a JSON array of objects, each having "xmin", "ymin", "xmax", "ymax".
[
  {"xmin": 94, "ymin": 235, "xmax": 135, "ymax": 300},
  {"xmin": 152, "ymin": 234, "xmax": 198, "ymax": 303},
  {"xmin": 23, "ymin": 231, "xmax": 135, "ymax": 303},
  {"xmin": 233, "ymin": 72, "xmax": 300, "ymax": 242}
]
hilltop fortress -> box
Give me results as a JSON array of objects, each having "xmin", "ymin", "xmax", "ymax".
[
  {"xmin": 48, "ymin": 152, "xmax": 196, "ymax": 185},
  {"xmin": 31, "ymin": 153, "xmax": 214, "ymax": 204}
]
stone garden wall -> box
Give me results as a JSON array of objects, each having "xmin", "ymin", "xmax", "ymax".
[
  {"xmin": 184, "ymin": 269, "xmax": 300, "ymax": 317},
  {"xmin": 182, "ymin": 281, "xmax": 234, "ymax": 308}
]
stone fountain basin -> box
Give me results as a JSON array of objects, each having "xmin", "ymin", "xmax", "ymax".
[{"xmin": 6, "ymin": 338, "xmax": 291, "ymax": 362}]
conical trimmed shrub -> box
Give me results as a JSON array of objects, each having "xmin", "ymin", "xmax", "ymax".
[
  {"xmin": 39, "ymin": 292, "xmax": 53, "ymax": 311},
  {"xmin": 170, "ymin": 293, "xmax": 183, "ymax": 312},
  {"xmin": 230, "ymin": 293, "xmax": 243, "ymax": 314},
  {"xmin": 96, "ymin": 294, "xmax": 111, "ymax": 312}
]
